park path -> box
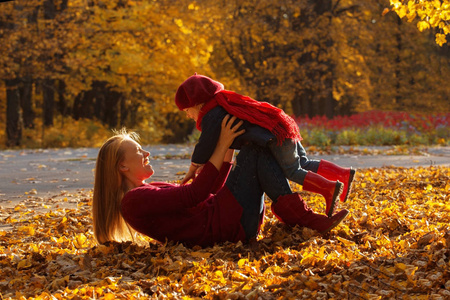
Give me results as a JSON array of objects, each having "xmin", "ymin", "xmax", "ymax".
[{"xmin": 0, "ymin": 145, "xmax": 449, "ymax": 210}]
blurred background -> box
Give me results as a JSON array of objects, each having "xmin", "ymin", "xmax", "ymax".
[{"xmin": 0, "ymin": 0, "xmax": 449, "ymax": 148}]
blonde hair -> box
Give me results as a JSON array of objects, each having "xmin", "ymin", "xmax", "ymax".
[{"xmin": 93, "ymin": 128, "xmax": 139, "ymax": 244}]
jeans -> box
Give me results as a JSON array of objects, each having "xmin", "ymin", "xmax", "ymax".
[
  {"xmin": 268, "ymin": 139, "xmax": 320, "ymax": 185},
  {"xmin": 225, "ymin": 145, "xmax": 292, "ymax": 240}
]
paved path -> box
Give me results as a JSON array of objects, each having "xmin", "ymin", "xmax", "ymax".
[{"xmin": 0, "ymin": 145, "xmax": 449, "ymax": 209}]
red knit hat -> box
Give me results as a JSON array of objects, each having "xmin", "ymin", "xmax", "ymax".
[{"xmin": 175, "ymin": 74, "xmax": 224, "ymax": 110}]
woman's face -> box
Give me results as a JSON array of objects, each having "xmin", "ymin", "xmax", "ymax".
[{"xmin": 120, "ymin": 139, "xmax": 154, "ymax": 183}]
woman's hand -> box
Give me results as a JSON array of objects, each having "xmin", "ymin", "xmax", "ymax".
[
  {"xmin": 209, "ymin": 115, "xmax": 244, "ymax": 171},
  {"xmin": 216, "ymin": 115, "xmax": 245, "ymax": 150}
]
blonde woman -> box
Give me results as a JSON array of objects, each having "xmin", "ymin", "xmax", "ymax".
[{"xmin": 93, "ymin": 116, "xmax": 349, "ymax": 247}]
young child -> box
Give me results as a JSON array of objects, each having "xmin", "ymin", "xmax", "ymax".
[{"xmin": 175, "ymin": 74, "xmax": 355, "ymax": 217}]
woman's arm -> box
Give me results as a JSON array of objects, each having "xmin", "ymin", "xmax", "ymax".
[
  {"xmin": 208, "ymin": 149, "xmax": 235, "ymax": 193},
  {"xmin": 122, "ymin": 116, "xmax": 244, "ymax": 216},
  {"xmin": 224, "ymin": 149, "xmax": 235, "ymax": 163},
  {"xmin": 122, "ymin": 163, "xmax": 222, "ymax": 217}
]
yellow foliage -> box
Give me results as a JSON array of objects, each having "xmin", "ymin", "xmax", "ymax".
[
  {"xmin": 1, "ymin": 166, "xmax": 449, "ymax": 299},
  {"xmin": 417, "ymin": 20, "xmax": 430, "ymax": 31},
  {"xmin": 436, "ymin": 33, "xmax": 448, "ymax": 46},
  {"xmin": 390, "ymin": 0, "xmax": 450, "ymax": 46}
]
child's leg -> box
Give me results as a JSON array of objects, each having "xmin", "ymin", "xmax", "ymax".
[
  {"xmin": 268, "ymin": 139, "xmax": 342, "ymax": 217},
  {"xmin": 295, "ymin": 139, "xmax": 355, "ymax": 203},
  {"xmin": 255, "ymin": 148, "xmax": 348, "ymax": 234},
  {"xmin": 295, "ymin": 140, "xmax": 320, "ymax": 172},
  {"xmin": 267, "ymin": 139, "xmax": 319, "ymax": 184},
  {"xmin": 267, "ymin": 139, "xmax": 308, "ymax": 184},
  {"xmin": 317, "ymin": 160, "xmax": 356, "ymax": 203}
]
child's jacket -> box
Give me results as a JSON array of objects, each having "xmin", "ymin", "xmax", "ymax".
[
  {"xmin": 192, "ymin": 106, "xmax": 275, "ymax": 164},
  {"xmin": 175, "ymin": 74, "xmax": 302, "ymax": 165}
]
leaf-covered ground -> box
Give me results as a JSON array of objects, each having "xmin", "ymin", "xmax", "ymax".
[{"xmin": 1, "ymin": 166, "xmax": 449, "ymax": 299}]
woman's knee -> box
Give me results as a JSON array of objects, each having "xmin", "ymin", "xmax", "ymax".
[{"xmin": 257, "ymin": 149, "xmax": 292, "ymax": 200}]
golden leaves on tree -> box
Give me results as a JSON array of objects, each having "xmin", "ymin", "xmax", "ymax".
[{"xmin": 389, "ymin": 0, "xmax": 450, "ymax": 46}]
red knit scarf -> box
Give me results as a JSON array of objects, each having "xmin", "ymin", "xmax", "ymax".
[{"xmin": 196, "ymin": 90, "xmax": 302, "ymax": 144}]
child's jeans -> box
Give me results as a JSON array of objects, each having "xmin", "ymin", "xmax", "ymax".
[
  {"xmin": 225, "ymin": 145, "xmax": 292, "ymax": 241},
  {"xmin": 268, "ymin": 138, "xmax": 320, "ymax": 185}
]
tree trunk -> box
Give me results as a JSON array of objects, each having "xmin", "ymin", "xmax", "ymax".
[
  {"xmin": 321, "ymin": 71, "xmax": 335, "ymax": 119},
  {"xmin": 43, "ymin": 78, "xmax": 55, "ymax": 127},
  {"xmin": 292, "ymin": 90, "xmax": 314, "ymax": 118},
  {"xmin": 394, "ymin": 15, "xmax": 403, "ymax": 109},
  {"xmin": 120, "ymin": 96, "xmax": 127, "ymax": 126},
  {"xmin": 93, "ymin": 81, "xmax": 106, "ymax": 121},
  {"xmin": 104, "ymin": 90, "xmax": 121, "ymax": 127},
  {"xmin": 291, "ymin": 0, "xmax": 338, "ymax": 119},
  {"xmin": 19, "ymin": 78, "xmax": 35, "ymax": 129},
  {"xmin": 57, "ymin": 79, "xmax": 68, "ymax": 116},
  {"xmin": 6, "ymin": 79, "xmax": 22, "ymax": 147},
  {"xmin": 43, "ymin": 0, "xmax": 56, "ymax": 20},
  {"xmin": 313, "ymin": 0, "xmax": 336, "ymax": 118},
  {"xmin": 73, "ymin": 89, "xmax": 95, "ymax": 120}
]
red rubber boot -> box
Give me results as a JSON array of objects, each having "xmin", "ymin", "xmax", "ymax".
[
  {"xmin": 302, "ymin": 171, "xmax": 343, "ymax": 218},
  {"xmin": 317, "ymin": 160, "xmax": 356, "ymax": 203},
  {"xmin": 271, "ymin": 193, "xmax": 349, "ymax": 234}
]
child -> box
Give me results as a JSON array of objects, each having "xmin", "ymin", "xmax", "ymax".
[{"xmin": 175, "ymin": 74, "xmax": 355, "ymax": 217}]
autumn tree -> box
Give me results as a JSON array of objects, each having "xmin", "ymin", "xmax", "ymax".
[
  {"xmin": 389, "ymin": 0, "xmax": 450, "ymax": 46},
  {"xmin": 364, "ymin": 0, "xmax": 450, "ymax": 112},
  {"xmin": 0, "ymin": 0, "xmax": 216, "ymax": 146},
  {"xmin": 197, "ymin": 0, "xmax": 375, "ymax": 118},
  {"xmin": 204, "ymin": 0, "xmax": 448, "ymax": 117},
  {"xmin": 0, "ymin": 0, "xmax": 449, "ymax": 147},
  {"xmin": 51, "ymin": 0, "xmax": 217, "ymax": 142},
  {"xmin": 0, "ymin": 0, "xmax": 40, "ymax": 145}
]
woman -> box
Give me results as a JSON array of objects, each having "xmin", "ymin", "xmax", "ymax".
[{"xmin": 93, "ymin": 116, "xmax": 349, "ymax": 247}]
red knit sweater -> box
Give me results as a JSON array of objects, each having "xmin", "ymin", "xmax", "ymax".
[{"xmin": 120, "ymin": 162, "xmax": 247, "ymax": 247}]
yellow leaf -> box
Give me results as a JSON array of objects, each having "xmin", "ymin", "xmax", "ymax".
[
  {"xmin": 19, "ymin": 226, "xmax": 35, "ymax": 236},
  {"xmin": 74, "ymin": 233, "xmax": 88, "ymax": 248},
  {"xmin": 231, "ymin": 271, "xmax": 248, "ymax": 281},
  {"xmin": 238, "ymin": 258, "xmax": 249, "ymax": 268},
  {"xmin": 190, "ymin": 251, "xmax": 212, "ymax": 258},
  {"xmin": 17, "ymin": 259, "xmax": 32, "ymax": 269},
  {"xmin": 417, "ymin": 21, "xmax": 430, "ymax": 32},
  {"xmin": 304, "ymin": 278, "xmax": 319, "ymax": 290},
  {"xmin": 337, "ymin": 236, "xmax": 356, "ymax": 247},
  {"xmin": 435, "ymin": 33, "xmax": 447, "ymax": 46},
  {"xmin": 397, "ymin": 6, "xmax": 407, "ymax": 19},
  {"xmin": 104, "ymin": 293, "xmax": 115, "ymax": 300}
]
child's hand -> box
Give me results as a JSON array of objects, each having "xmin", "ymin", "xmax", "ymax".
[
  {"xmin": 181, "ymin": 171, "xmax": 195, "ymax": 185},
  {"xmin": 181, "ymin": 164, "xmax": 202, "ymax": 185}
]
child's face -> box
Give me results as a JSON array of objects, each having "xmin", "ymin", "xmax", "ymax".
[{"xmin": 183, "ymin": 104, "xmax": 203, "ymax": 121}]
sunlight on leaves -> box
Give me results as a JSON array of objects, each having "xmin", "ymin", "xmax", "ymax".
[{"xmin": 0, "ymin": 167, "xmax": 449, "ymax": 299}]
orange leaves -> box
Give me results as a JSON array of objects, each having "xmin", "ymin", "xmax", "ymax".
[{"xmin": 1, "ymin": 166, "xmax": 450, "ymax": 299}]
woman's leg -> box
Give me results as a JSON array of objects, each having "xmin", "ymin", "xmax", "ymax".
[
  {"xmin": 255, "ymin": 147, "xmax": 293, "ymax": 201},
  {"xmin": 225, "ymin": 145, "xmax": 265, "ymax": 241}
]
